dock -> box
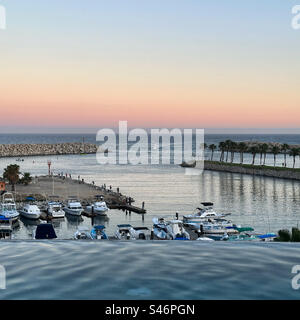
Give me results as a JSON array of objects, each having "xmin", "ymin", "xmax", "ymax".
[{"xmin": 13, "ymin": 175, "xmax": 146, "ymax": 216}]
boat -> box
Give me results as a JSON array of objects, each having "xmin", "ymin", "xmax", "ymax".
[
  {"xmin": 0, "ymin": 193, "xmax": 19, "ymax": 223},
  {"xmin": 85, "ymin": 196, "xmax": 109, "ymax": 216},
  {"xmin": 63, "ymin": 198, "xmax": 83, "ymax": 216},
  {"xmin": 152, "ymin": 217, "xmax": 190, "ymax": 240},
  {"xmin": 90, "ymin": 225, "xmax": 108, "ymax": 240},
  {"xmin": 18, "ymin": 203, "xmax": 41, "ymax": 220},
  {"xmin": 183, "ymin": 202, "xmax": 231, "ymax": 223},
  {"xmin": 33, "ymin": 222, "xmax": 57, "ymax": 239},
  {"xmin": 74, "ymin": 226, "xmax": 93, "ymax": 240},
  {"xmin": 130, "ymin": 227, "xmax": 150, "ymax": 240},
  {"xmin": 180, "ymin": 161, "xmax": 196, "ymax": 168},
  {"xmin": 115, "ymin": 224, "xmax": 134, "ymax": 240},
  {"xmin": 46, "ymin": 199, "xmax": 65, "ymax": 218},
  {"xmin": 0, "ymin": 216, "xmax": 13, "ymax": 239}
]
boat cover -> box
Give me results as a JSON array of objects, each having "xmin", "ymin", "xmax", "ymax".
[{"xmin": 35, "ymin": 224, "xmax": 57, "ymax": 239}]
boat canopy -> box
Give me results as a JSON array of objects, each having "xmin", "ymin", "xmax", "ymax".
[
  {"xmin": 94, "ymin": 225, "xmax": 105, "ymax": 230},
  {"xmin": 26, "ymin": 196, "xmax": 36, "ymax": 201},
  {"xmin": 201, "ymin": 202, "xmax": 214, "ymax": 206},
  {"xmin": 35, "ymin": 224, "xmax": 57, "ymax": 239},
  {"xmin": 117, "ymin": 224, "xmax": 132, "ymax": 228}
]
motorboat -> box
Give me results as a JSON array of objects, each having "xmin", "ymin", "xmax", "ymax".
[
  {"xmin": 18, "ymin": 203, "xmax": 41, "ymax": 220},
  {"xmin": 46, "ymin": 200, "xmax": 65, "ymax": 218},
  {"xmin": 85, "ymin": 196, "xmax": 109, "ymax": 216},
  {"xmin": 130, "ymin": 227, "xmax": 150, "ymax": 240},
  {"xmin": 33, "ymin": 222, "xmax": 57, "ymax": 239},
  {"xmin": 0, "ymin": 216, "xmax": 13, "ymax": 239},
  {"xmin": 115, "ymin": 224, "xmax": 134, "ymax": 240},
  {"xmin": 0, "ymin": 193, "xmax": 19, "ymax": 222},
  {"xmin": 183, "ymin": 202, "xmax": 230, "ymax": 223},
  {"xmin": 90, "ymin": 225, "xmax": 108, "ymax": 240},
  {"xmin": 74, "ymin": 226, "xmax": 93, "ymax": 240},
  {"xmin": 152, "ymin": 217, "xmax": 190, "ymax": 240},
  {"xmin": 63, "ymin": 198, "xmax": 83, "ymax": 216}
]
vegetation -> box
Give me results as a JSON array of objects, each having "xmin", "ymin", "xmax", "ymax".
[
  {"xmin": 274, "ymin": 228, "xmax": 300, "ymax": 242},
  {"xmin": 2, "ymin": 164, "xmax": 33, "ymax": 190},
  {"xmin": 3, "ymin": 164, "xmax": 20, "ymax": 191},
  {"xmin": 19, "ymin": 172, "xmax": 33, "ymax": 185},
  {"xmin": 205, "ymin": 139, "xmax": 300, "ymax": 169}
]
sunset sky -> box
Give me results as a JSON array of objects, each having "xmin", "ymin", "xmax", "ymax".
[{"xmin": 0, "ymin": 0, "xmax": 300, "ymax": 132}]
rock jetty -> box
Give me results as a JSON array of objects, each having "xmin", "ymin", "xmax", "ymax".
[{"xmin": 0, "ymin": 143, "xmax": 99, "ymax": 158}]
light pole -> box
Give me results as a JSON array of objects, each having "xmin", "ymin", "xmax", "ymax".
[{"xmin": 47, "ymin": 160, "xmax": 52, "ymax": 176}]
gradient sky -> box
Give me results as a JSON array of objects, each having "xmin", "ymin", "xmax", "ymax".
[{"xmin": 0, "ymin": 0, "xmax": 300, "ymax": 132}]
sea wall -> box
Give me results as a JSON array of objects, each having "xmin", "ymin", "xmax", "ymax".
[
  {"xmin": 0, "ymin": 143, "xmax": 99, "ymax": 157},
  {"xmin": 204, "ymin": 161, "xmax": 300, "ymax": 181}
]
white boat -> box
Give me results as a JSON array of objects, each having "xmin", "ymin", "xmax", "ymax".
[
  {"xmin": 46, "ymin": 201, "xmax": 65, "ymax": 218},
  {"xmin": 74, "ymin": 226, "xmax": 93, "ymax": 240},
  {"xmin": 115, "ymin": 224, "xmax": 134, "ymax": 240},
  {"xmin": 85, "ymin": 196, "xmax": 109, "ymax": 216},
  {"xmin": 152, "ymin": 217, "xmax": 190, "ymax": 240},
  {"xmin": 183, "ymin": 202, "xmax": 230, "ymax": 223},
  {"xmin": 19, "ymin": 203, "xmax": 41, "ymax": 220},
  {"xmin": 63, "ymin": 198, "xmax": 83, "ymax": 216},
  {"xmin": 0, "ymin": 193, "xmax": 19, "ymax": 222},
  {"xmin": 114, "ymin": 224, "xmax": 149, "ymax": 240}
]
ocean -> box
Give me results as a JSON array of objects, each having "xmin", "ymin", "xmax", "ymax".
[{"xmin": 0, "ymin": 133, "xmax": 300, "ymax": 299}]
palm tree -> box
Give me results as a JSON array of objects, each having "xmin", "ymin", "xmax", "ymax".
[
  {"xmin": 289, "ymin": 148, "xmax": 299, "ymax": 168},
  {"xmin": 271, "ymin": 146, "xmax": 281, "ymax": 167},
  {"xmin": 208, "ymin": 144, "xmax": 216, "ymax": 161},
  {"xmin": 229, "ymin": 141, "xmax": 237, "ymax": 163},
  {"xmin": 281, "ymin": 144, "xmax": 290, "ymax": 167},
  {"xmin": 218, "ymin": 141, "xmax": 226, "ymax": 162},
  {"xmin": 224, "ymin": 140, "xmax": 233, "ymax": 162},
  {"xmin": 19, "ymin": 172, "xmax": 32, "ymax": 185},
  {"xmin": 261, "ymin": 143, "xmax": 269, "ymax": 165},
  {"xmin": 249, "ymin": 146, "xmax": 259, "ymax": 165},
  {"xmin": 238, "ymin": 142, "xmax": 247, "ymax": 164},
  {"xmin": 3, "ymin": 164, "xmax": 20, "ymax": 191}
]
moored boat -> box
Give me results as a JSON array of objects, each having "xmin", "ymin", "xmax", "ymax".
[
  {"xmin": 85, "ymin": 196, "xmax": 109, "ymax": 216},
  {"xmin": 0, "ymin": 193, "xmax": 19, "ymax": 223},
  {"xmin": 90, "ymin": 225, "xmax": 108, "ymax": 240},
  {"xmin": 63, "ymin": 198, "xmax": 83, "ymax": 216},
  {"xmin": 19, "ymin": 203, "xmax": 41, "ymax": 220}
]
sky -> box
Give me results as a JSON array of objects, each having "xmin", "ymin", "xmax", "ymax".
[{"xmin": 0, "ymin": 0, "xmax": 300, "ymax": 133}]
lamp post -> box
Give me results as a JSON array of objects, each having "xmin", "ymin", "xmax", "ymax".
[{"xmin": 47, "ymin": 160, "xmax": 52, "ymax": 176}]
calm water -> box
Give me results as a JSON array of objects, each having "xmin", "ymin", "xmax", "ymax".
[
  {"xmin": 0, "ymin": 134, "xmax": 300, "ymax": 299},
  {"xmin": 1, "ymin": 241, "xmax": 300, "ymax": 300}
]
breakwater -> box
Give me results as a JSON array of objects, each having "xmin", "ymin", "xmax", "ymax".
[
  {"xmin": 204, "ymin": 161, "xmax": 300, "ymax": 181},
  {"xmin": 0, "ymin": 143, "xmax": 99, "ymax": 157}
]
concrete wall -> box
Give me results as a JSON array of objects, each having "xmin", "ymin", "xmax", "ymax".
[{"xmin": 204, "ymin": 161, "xmax": 300, "ymax": 181}]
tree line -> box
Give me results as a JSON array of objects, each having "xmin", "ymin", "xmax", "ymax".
[{"xmin": 205, "ymin": 140, "xmax": 300, "ymax": 168}]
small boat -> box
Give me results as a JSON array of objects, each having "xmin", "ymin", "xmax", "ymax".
[
  {"xmin": 91, "ymin": 225, "xmax": 108, "ymax": 240},
  {"xmin": 33, "ymin": 223, "xmax": 57, "ymax": 239},
  {"xmin": 0, "ymin": 216, "xmax": 13, "ymax": 239},
  {"xmin": 63, "ymin": 198, "xmax": 83, "ymax": 216},
  {"xmin": 74, "ymin": 226, "xmax": 93, "ymax": 240},
  {"xmin": 46, "ymin": 200, "xmax": 65, "ymax": 218},
  {"xmin": 180, "ymin": 161, "xmax": 196, "ymax": 168},
  {"xmin": 115, "ymin": 224, "xmax": 134, "ymax": 240},
  {"xmin": 0, "ymin": 193, "xmax": 19, "ymax": 223},
  {"xmin": 152, "ymin": 217, "xmax": 190, "ymax": 240},
  {"xmin": 130, "ymin": 227, "xmax": 150, "ymax": 240},
  {"xmin": 19, "ymin": 203, "xmax": 41, "ymax": 220},
  {"xmin": 85, "ymin": 196, "xmax": 109, "ymax": 216}
]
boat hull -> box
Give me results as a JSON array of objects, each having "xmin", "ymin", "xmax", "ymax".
[
  {"xmin": 63, "ymin": 207, "xmax": 83, "ymax": 216},
  {"xmin": 19, "ymin": 210, "xmax": 40, "ymax": 220}
]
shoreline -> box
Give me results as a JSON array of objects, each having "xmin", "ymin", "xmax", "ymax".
[{"xmin": 204, "ymin": 161, "xmax": 300, "ymax": 181}]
